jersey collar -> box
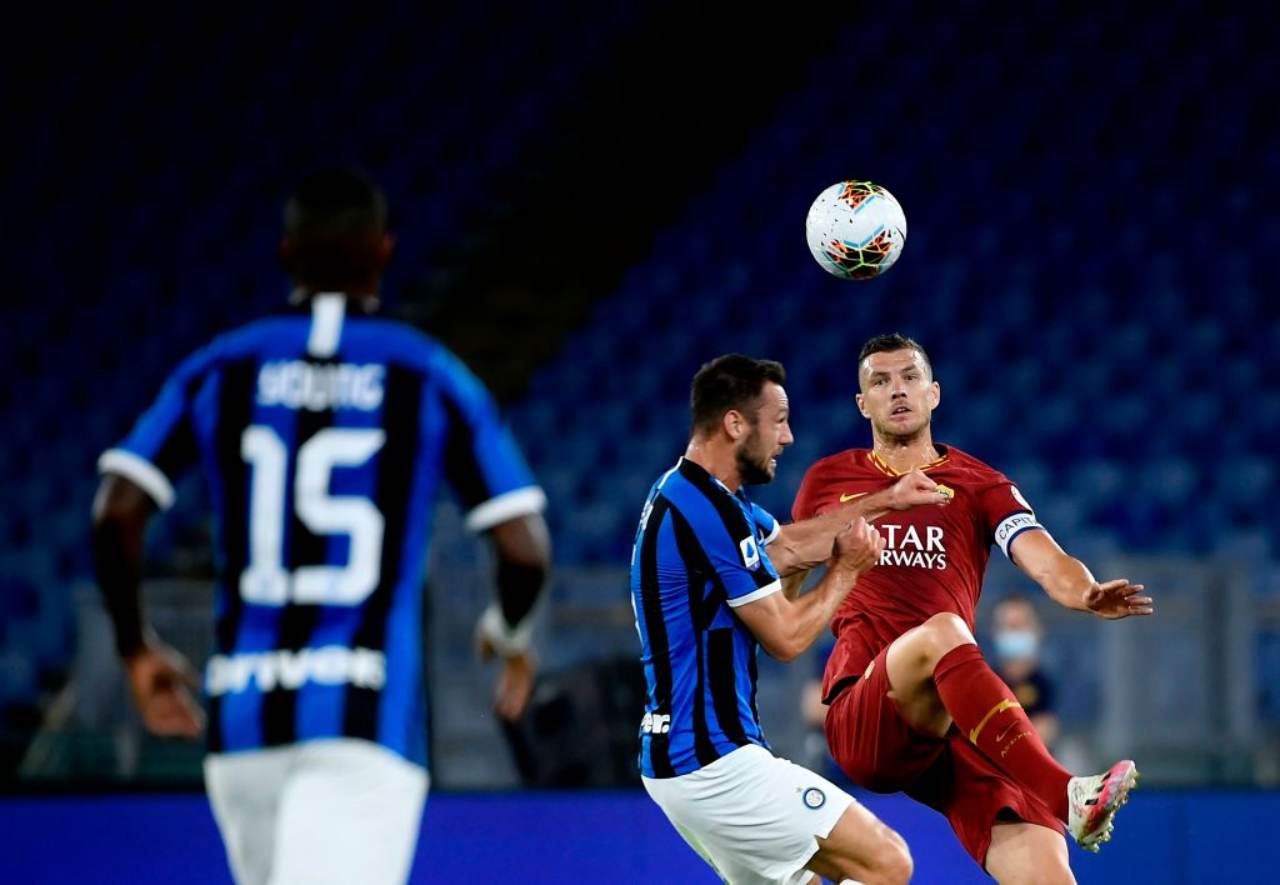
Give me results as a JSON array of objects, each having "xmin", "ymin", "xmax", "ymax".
[
  {"xmin": 867, "ymin": 444, "xmax": 950, "ymax": 478},
  {"xmin": 677, "ymin": 456, "xmax": 751, "ymax": 504}
]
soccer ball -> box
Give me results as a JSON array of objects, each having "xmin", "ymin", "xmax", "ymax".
[{"xmin": 805, "ymin": 180, "xmax": 907, "ymax": 280}]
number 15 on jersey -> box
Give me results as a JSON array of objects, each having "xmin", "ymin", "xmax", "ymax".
[{"xmin": 239, "ymin": 425, "xmax": 387, "ymax": 607}]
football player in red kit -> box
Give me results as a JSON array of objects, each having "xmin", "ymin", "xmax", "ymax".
[{"xmin": 792, "ymin": 334, "xmax": 1153, "ymax": 885}]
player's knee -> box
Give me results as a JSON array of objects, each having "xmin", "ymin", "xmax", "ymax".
[
  {"xmin": 920, "ymin": 612, "xmax": 974, "ymax": 661},
  {"xmin": 849, "ymin": 829, "xmax": 912, "ymax": 885},
  {"xmin": 865, "ymin": 840, "xmax": 916, "ymax": 885},
  {"xmin": 880, "ymin": 831, "xmax": 914, "ymax": 884},
  {"xmin": 896, "ymin": 612, "xmax": 975, "ymax": 674}
]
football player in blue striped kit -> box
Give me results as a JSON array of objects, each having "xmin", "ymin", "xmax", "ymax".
[
  {"xmin": 632, "ymin": 354, "xmax": 948, "ymax": 885},
  {"xmin": 91, "ymin": 169, "xmax": 551, "ymax": 885}
]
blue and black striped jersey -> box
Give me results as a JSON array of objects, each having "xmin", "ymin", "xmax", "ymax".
[
  {"xmin": 99, "ymin": 293, "xmax": 545, "ymax": 767},
  {"xmin": 629, "ymin": 458, "xmax": 782, "ymax": 779}
]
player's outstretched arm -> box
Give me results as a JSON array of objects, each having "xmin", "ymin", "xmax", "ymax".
[
  {"xmin": 735, "ymin": 519, "xmax": 885, "ymax": 662},
  {"xmin": 91, "ymin": 474, "xmax": 205, "ymax": 738},
  {"xmin": 477, "ymin": 512, "xmax": 552, "ymax": 722},
  {"xmin": 769, "ymin": 469, "xmax": 948, "ymax": 577},
  {"xmin": 1009, "ymin": 529, "xmax": 1154, "ymax": 619}
]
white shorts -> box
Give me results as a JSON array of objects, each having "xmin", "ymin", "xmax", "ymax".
[
  {"xmin": 204, "ymin": 738, "xmax": 429, "ymax": 885},
  {"xmin": 642, "ymin": 744, "xmax": 856, "ymax": 885}
]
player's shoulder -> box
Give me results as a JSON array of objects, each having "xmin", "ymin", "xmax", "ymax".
[
  {"xmin": 245, "ymin": 308, "xmax": 489, "ymax": 387},
  {"xmin": 344, "ymin": 317, "xmax": 507, "ymax": 419},
  {"xmin": 938, "ymin": 445, "xmax": 1011, "ymax": 485},
  {"xmin": 660, "ymin": 460, "xmax": 751, "ymax": 533},
  {"xmin": 650, "ymin": 460, "xmax": 684, "ymax": 494},
  {"xmin": 656, "ymin": 460, "xmax": 709, "ymax": 509},
  {"xmin": 801, "ymin": 447, "xmax": 865, "ymax": 481},
  {"xmin": 215, "ymin": 314, "xmax": 304, "ymax": 352},
  {"xmin": 343, "ymin": 315, "xmax": 458, "ymax": 371},
  {"xmin": 161, "ymin": 317, "xmax": 291, "ymax": 380}
]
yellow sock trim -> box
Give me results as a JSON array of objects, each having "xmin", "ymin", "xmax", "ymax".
[{"xmin": 969, "ymin": 699, "xmax": 1022, "ymax": 744}]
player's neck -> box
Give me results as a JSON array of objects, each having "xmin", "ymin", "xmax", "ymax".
[
  {"xmin": 870, "ymin": 433, "xmax": 940, "ymax": 475},
  {"xmin": 290, "ymin": 285, "xmax": 381, "ymax": 312},
  {"xmin": 683, "ymin": 439, "xmax": 742, "ymax": 493}
]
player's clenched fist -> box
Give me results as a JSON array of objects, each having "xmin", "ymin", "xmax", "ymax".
[
  {"xmin": 834, "ymin": 517, "xmax": 886, "ymax": 574},
  {"xmin": 886, "ymin": 469, "xmax": 951, "ymax": 511}
]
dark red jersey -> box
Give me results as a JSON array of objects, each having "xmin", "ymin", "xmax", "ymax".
[{"xmin": 792, "ymin": 444, "xmax": 1040, "ymax": 702}]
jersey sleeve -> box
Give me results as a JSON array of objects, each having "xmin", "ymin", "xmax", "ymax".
[
  {"xmin": 977, "ymin": 476, "xmax": 1044, "ymax": 559},
  {"xmin": 688, "ymin": 500, "xmax": 781, "ymax": 609},
  {"xmin": 97, "ymin": 346, "xmax": 215, "ymax": 510},
  {"xmin": 434, "ymin": 351, "xmax": 546, "ymax": 533},
  {"xmin": 751, "ymin": 502, "xmax": 781, "ymax": 546}
]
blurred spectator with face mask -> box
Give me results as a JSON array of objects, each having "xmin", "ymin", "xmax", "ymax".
[{"xmin": 991, "ymin": 595, "xmax": 1059, "ymax": 748}]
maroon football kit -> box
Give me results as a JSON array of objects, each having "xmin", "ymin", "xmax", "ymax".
[{"xmin": 793, "ymin": 444, "xmax": 1061, "ymax": 863}]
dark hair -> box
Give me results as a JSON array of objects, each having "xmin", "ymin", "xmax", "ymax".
[
  {"xmin": 282, "ymin": 168, "xmax": 388, "ymax": 288},
  {"xmin": 690, "ymin": 354, "xmax": 786, "ymax": 434},
  {"xmin": 995, "ymin": 593, "xmax": 1040, "ymax": 619},
  {"xmin": 857, "ymin": 332, "xmax": 932, "ymax": 377}
]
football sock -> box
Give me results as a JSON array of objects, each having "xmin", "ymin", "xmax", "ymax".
[{"xmin": 933, "ymin": 642, "xmax": 1071, "ymax": 820}]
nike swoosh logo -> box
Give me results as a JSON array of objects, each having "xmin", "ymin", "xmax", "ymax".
[
  {"xmin": 996, "ymin": 722, "xmax": 1018, "ymax": 743},
  {"xmin": 839, "ymin": 492, "xmax": 868, "ymax": 503}
]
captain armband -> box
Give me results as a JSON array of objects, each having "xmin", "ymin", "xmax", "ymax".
[{"xmin": 993, "ymin": 512, "xmax": 1043, "ymax": 558}]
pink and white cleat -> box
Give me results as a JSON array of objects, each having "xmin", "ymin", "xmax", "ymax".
[{"xmin": 1067, "ymin": 760, "xmax": 1139, "ymax": 852}]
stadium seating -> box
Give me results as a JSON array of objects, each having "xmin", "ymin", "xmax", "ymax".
[
  {"xmin": 501, "ymin": 7, "xmax": 1280, "ymax": 730},
  {"xmin": 4, "ymin": 3, "xmax": 1278, "ymax": 748}
]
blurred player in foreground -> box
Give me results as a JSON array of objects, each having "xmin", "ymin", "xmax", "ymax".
[
  {"xmin": 91, "ymin": 169, "xmax": 551, "ymax": 884},
  {"xmin": 792, "ymin": 333, "xmax": 1151, "ymax": 884},
  {"xmin": 631, "ymin": 354, "xmax": 947, "ymax": 885}
]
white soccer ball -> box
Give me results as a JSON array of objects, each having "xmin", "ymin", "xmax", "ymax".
[{"xmin": 805, "ymin": 180, "xmax": 907, "ymax": 280}]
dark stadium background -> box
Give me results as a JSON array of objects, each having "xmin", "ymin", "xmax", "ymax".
[{"xmin": 1, "ymin": 3, "xmax": 1277, "ymax": 882}]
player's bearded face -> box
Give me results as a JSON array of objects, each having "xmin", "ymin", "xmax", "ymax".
[
  {"xmin": 735, "ymin": 382, "xmax": 793, "ymax": 485},
  {"xmin": 736, "ymin": 422, "xmax": 775, "ymax": 484}
]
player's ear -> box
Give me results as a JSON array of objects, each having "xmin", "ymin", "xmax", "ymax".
[
  {"xmin": 854, "ymin": 393, "xmax": 870, "ymax": 419},
  {"xmin": 927, "ymin": 381, "xmax": 940, "ymax": 411},
  {"xmin": 723, "ymin": 409, "xmax": 746, "ymax": 441}
]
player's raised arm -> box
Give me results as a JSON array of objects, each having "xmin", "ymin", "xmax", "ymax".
[
  {"xmin": 769, "ymin": 469, "xmax": 949, "ymax": 578},
  {"xmin": 735, "ymin": 518, "xmax": 885, "ymax": 662},
  {"xmin": 1008, "ymin": 529, "xmax": 1154, "ymax": 619}
]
